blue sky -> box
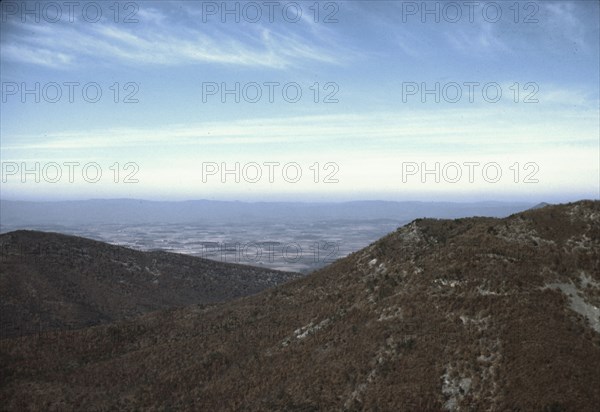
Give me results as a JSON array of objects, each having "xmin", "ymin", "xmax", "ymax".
[{"xmin": 0, "ymin": 0, "xmax": 598, "ymax": 201}]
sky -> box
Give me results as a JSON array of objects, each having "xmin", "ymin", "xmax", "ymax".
[{"xmin": 0, "ymin": 0, "xmax": 598, "ymax": 202}]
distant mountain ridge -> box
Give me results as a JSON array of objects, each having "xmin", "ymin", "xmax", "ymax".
[
  {"xmin": 1, "ymin": 200, "xmax": 598, "ymax": 410},
  {"xmin": 0, "ymin": 230, "xmax": 300, "ymax": 338},
  {"xmin": 0, "ymin": 199, "xmax": 535, "ymax": 227}
]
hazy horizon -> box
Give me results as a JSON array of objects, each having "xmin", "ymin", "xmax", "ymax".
[
  {"xmin": 0, "ymin": 194, "xmax": 595, "ymax": 203},
  {"xmin": 0, "ymin": 197, "xmax": 543, "ymax": 273}
]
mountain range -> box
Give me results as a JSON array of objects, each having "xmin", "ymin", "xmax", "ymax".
[
  {"xmin": 0, "ymin": 199, "xmax": 534, "ymax": 228},
  {"xmin": 1, "ymin": 200, "xmax": 598, "ymax": 410}
]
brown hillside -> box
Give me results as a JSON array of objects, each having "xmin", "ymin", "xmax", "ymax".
[
  {"xmin": 0, "ymin": 230, "xmax": 300, "ymax": 338},
  {"xmin": 1, "ymin": 201, "xmax": 599, "ymax": 411}
]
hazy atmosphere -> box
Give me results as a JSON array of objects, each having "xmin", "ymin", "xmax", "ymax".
[{"xmin": 1, "ymin": 0, "xmax": 598, "ymax": 201}]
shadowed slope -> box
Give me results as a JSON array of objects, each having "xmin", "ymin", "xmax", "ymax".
[{"xmin": 0, "ymin": 230, "xmax": 300, "ymax": 338}]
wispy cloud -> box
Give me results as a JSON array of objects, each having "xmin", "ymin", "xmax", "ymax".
[
  {"xmin": 3, "ymin": 106, "xmax": 597, "ymax": 153},
  {"xmin": 2, "ymin": 109, "xmax": 597, "ymax": 200},
  {"xmin": 445, "ymin": 22, "xmax": 510, "ymax": 55},
  {"xmin": 1, "ymin": 43, "xmax": 73, "ymax": 68},
  {"xmin": 0, "ymin": 1, "xmax": 597, "ymax": 201},
  {"xmin": 1, "ymin": 5, "xmax": 349, "ymax": 70}
]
